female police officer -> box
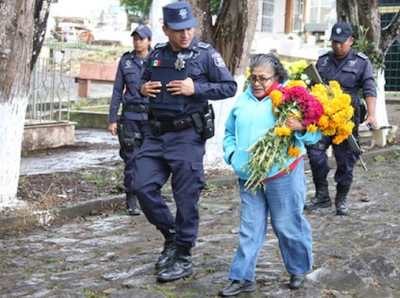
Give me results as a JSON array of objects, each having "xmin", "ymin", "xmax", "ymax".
[
  {"xmin": 133, "ymin": 1, "xmax": 237, "ymax": 283},
  {"xmin": 109, "ymin": 25, "xmax": 152, "ymax": 216}
]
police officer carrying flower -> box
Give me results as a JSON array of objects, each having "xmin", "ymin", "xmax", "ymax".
[
  {"xmin": 109, "ymin": 25, "xmax": 152, "ymax": 216},
  {"xmin": 133, "ymin": 1, "xmax": 237, "ymax": 282},
  {"xmin": 305, "ymin": 22, "xmax": 377, "ymax": 216}
]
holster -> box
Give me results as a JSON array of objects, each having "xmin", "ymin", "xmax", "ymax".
[
  {"xmin": 117, "ymin": 121, "xmax": 143, "ymax": 151},
  {"xmin": 306, "ymin": 135, "xmax": 330, "ymax": 151},
  {"xmin": 191, "ymin": 104, "xmax": 215, "ymax": 140}
]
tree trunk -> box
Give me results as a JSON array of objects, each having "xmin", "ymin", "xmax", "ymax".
[
  {"xmin": 380, "ymin": 9, "xmax": 400, "ymax": 57},
  {"xmin": 31, "ymin": 0, "xmax": 52, "ymax": 71},
  {"xmin": 0, "ymin": 0, "xmax": 36, "ymax": 209},
  {"xmin": 189, "ymin": 0, "xmax": 258, "ymax": 76},
  {"xmin": 187, "ymin": 0, "xmax": 258, "ymax": 169}
]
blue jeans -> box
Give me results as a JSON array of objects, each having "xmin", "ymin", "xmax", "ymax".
[{"xmin": 227, "ymin": 159, "xmax": 313, "ymax": 281}]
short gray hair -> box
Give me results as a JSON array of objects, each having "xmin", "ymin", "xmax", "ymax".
[{"xmin": 249, "ymin": 53, "xmax": 288, "ymax": 83}]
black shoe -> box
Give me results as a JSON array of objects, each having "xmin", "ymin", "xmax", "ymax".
[
  {"xmin": 126, "ymin": 193, "xmax": 141, "ymax": 216},
  {"xmin": 218, "ymin": 280, "xmax": 256, "ymax": 297},
  {"xmin": 127, "ymin": 207, "xmax": 141, "ymax": 216},
  {"xmin": 289, "ymin": 273, "xmax": 305, "ymax": 289},
  {"xmin": 157, "ymin": 249, "xmax": 193, "ymax": 282},
  {"xmin": 304, "ymin": 196, "xmax": 332, "ymax": 210},
  {"xmin": 336, "ymin": 201, "xmax": 349, "ymax": 216},
  {"xmin": 155, "ymin": 240, "xmax": 176, "ymax": 270}
]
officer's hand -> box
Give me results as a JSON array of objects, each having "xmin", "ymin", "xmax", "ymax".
[
  {"xmin": 363, "ymin": 115, "xmax": 377, "ymax": 130},
  {"xmin": 166, "ymin": 77, "xmax": 195, "ymax": 96},
  {"xmin": 141, "ymin": 81, "xmax": 162, "ymax": 98},
  {"xmin": 109, "ymin": 123, "xmax": 118, "ymax": 136}
]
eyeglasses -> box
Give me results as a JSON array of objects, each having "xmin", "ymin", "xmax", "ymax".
[{"xmin": 247, "ymin": 75, "xmax": 275, "ymax": 85}]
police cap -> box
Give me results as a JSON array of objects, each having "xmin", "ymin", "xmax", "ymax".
[
  {"xmin": 330, "ymin": 22, "xmax": 353, "ymax": 43},
  {"xmin": 131, "ymin": 24, "xmax": 152, "ymax": 39},
  {"xmin": 162, "ymin": 1, "xmax": 198, "ymax": 30}
]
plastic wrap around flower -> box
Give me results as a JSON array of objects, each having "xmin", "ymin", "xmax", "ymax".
[
  {"xmin": 244, "ymin": 81, "xmax": 324, "ymax": 192},
  {"xmin": 310, "ymin": 81, "xmax": 355, "ymax": 145}
]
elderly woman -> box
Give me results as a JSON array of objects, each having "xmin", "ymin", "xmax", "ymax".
[{"xmin": 219, "ymin": 53, "xmax": 321, "ymax": 296}]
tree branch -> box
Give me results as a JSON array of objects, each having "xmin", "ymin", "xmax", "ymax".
[{"xmin": 380, "ymin": 8, "xmax": 400, "ymax": 56}]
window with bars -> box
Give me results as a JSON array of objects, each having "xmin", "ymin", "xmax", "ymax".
[
  {"xmin": 381, "ymin": 10, "xmax": 400, "ymax": 91},
  {"xmin": 261, "ymin": 0, "xmax": 274, "ymax": 33},
  {"xmin": 292, "ymin": 0, "xmax": 304, "ymax": 31},
  {"xmin": 380, "ymin": 0, "xmax": 399, "ymax": 6}
]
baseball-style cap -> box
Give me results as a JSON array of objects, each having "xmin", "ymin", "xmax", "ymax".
[
  {"xmin": 131, "ymin": 24, "xmax": 152, "ymax": 39},
  {"xmin": 162, "ymin": 1, "xmax": 198, "ymax": 30},
  {"xmin": 330, "ymin": 22, "xmax": 353, "ymax": 43}
]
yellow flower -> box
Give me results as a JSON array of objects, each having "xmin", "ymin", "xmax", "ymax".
[
  {"xmin": 307, "ymin": 124, "xmax": 318, "ymax": 133},
  {"xmin": 311, "ymin": 81, "xmax": 355, "ymax": 144},
  {"xmin": 286, "ymin": 80, "xmax": 307, "ymax": 89},
  {"xmin": 288, "ymin": 145, "xmax": 302, "ymax": 157},
  {"xmin": 286, "ymin": 60, "xmax": 310, "ymax": 84},
  {"xmin": 274, "ymin": 126, "xmax": 291, "ymax": 136},
  {"xmin": 245, "ymin": 66, "xmax": 251, "ymax": 78}
]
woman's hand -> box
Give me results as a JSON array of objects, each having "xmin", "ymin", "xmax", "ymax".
[{"xmin": 286, "ymin": 117, "xmax": 306, "ymax": 132}]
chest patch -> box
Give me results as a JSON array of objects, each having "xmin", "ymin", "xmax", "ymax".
[{"xmin": 125, "ymin": 60, "xmax": 133, "ymax": 68}]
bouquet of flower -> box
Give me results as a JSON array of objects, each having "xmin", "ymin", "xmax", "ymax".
[
  {"xmin": 284, "ymin": 59, "xmax": 311, "ymax": 85},
  {"xmin": 310, "ymin": 81, "xmax": 355, "ymax": 144},
  {"xmin": 245, "ymin": 80, "xmax": 324, "ymax": 192}
]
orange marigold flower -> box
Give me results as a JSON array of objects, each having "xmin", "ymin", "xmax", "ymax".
[
  {"xmin": 270, "ymin": 90, "xmax": 283, "ymax": 107},
  {"xmin": 288, "ymin": 145, "xmax": 301, "ymax": 157}
]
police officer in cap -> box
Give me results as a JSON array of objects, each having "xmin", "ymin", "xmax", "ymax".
[
  {"xmin": 305, "ymin": 22, "xmax": 377, "ymax": 216},
  {"xmin": 134, "ymin": 1, "xmax": 237, "ymax": 282},
  {"xmin": 109, "ymin": 24, "xmax": 152, "ymax": 216}
]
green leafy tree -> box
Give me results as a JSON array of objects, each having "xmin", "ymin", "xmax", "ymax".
[
  {"xmin": 210, "ymin": 0, "xmax": 221, "ymax": 15},
  {"xmin": 120, "ymin": 0, "xmax": 153, "ymax": 23}
]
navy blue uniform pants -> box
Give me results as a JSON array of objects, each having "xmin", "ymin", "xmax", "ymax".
[
  {"xmin": 119, "ymin": 119, "xmax": 147, "ymax": 193},
  {"xmin": 307, "ymin": 135, "xmax": 358, "ymax": 187},
  {"xmin": 132, "ymin": 126, "xmax": 206, "ymax": 248}
]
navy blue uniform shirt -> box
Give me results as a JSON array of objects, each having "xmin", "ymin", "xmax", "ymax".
[
  {"xmin": 139, "ymin": 36, "xmax": 237, "ymax": 120},
  {"xmin": 316, "ymin": 48, "xmax": 376, "ymax": 106},
  {"xmin": 109, "ymin": 50, "xmax": 150, "ymax": 123}
]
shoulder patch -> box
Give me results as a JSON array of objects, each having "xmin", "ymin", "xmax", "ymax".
[
  {"xmin": 357, "ymin": 52, "xmax": 368, "ymax": 60},
  {"xmin": 198, "ymin": 42, "xmax": 211, "ymax": 49},
  {"xmin": 318, "ymin": 49, "xmax": 330, "ymax": 57},
  {"xmin": 155, "ymin": 42, "xmax": 167, "ymax": 49},
  {"xmin": 212, "ymin": 52, "xmax": 226, "ymax": 68}
]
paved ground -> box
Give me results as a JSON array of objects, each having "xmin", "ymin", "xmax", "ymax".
[{"xmin": 1, "ymin": 104, "xmax": 399, "ymax": 297}]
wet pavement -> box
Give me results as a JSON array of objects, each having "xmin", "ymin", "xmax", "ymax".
[
  {"xmin": 1, "ymin": 104, "xmax": 400, "ymax": 297},
  {"xmin": 20, "ymin": 129, "xmax": 120, "ymax": 175}
]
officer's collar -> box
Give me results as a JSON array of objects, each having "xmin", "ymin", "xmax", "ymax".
[
  {"xmin": 167, "ymin": 36, "xmax": 201, "ymax": 54},
  {"xmin": 186, "ymin": 36, "xmax": 201, "ymax": 53}
]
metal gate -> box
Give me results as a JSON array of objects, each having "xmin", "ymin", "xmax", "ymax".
[{"xmin": 27, "ymin": 49, "xmax": 73, "ymax": 124}]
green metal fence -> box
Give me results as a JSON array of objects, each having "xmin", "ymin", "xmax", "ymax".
[{"xmin": 380, "ymin": 1, "xmax": 400, "ymax": 96}]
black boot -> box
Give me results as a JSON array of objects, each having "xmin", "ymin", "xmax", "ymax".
[
  {"xmin": 126, "ymin": 192, "xmax": 141, "ymax": 216},
  {"xmin": 335, "ymin": 185, "xmax": 350, "ymax": 216},
  {"xmin": 155, "ymin": 229, "xmax": 176, "ymax": 270},
  {"xmin": 157, "ymin": 245, "xmax": 193, "ymax": 282},
  {"xmin": 304, "ymin": 180, "xmax": 331, "ymax": 210}
]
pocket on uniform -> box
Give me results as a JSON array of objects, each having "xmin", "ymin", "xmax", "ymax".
[{"xmin": 191, "ymin": 161, "xmax": 204, "ymax": 172}]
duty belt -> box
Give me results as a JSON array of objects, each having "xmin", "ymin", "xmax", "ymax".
[
  {"xmin": 124, "ymin": 104, "xmax": 149, "ymax": 113},
  {"xmin": 149, "ymin": 116, "xmax": 194, "ymax": 136}
]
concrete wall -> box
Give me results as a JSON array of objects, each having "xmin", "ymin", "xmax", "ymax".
[{"xmin": 22, "ymin": 122, "xmax": 76, "ymax": 152}]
